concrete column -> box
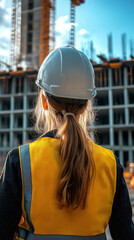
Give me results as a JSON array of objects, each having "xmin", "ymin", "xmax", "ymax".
[
  {"xmin": 10, "ymin": 77, "xmax": 14, "ymax": 147},
  {"xmin": 124, "ymin": 67, "xmax": 128, "ymax": 86},
  {"xmin": 10, "ymin": 113, "xmax": 14, "ymax": 147},
  {"xmin": 108, "ymin": 75, "xmax": 114, "ymax": 146},
  {"xmin": 124, "ymin": 67, "xmax": 129, "ymax": 125},
  {"xmin": 124, "ymin": 88, "xmax": 128, "ymax": 105},
  {"xmin": 109, "ymin": 105, "xmax": 114, "ymax": 146},
  {"xmin": 0, "ymin": 80, "xmax": 1, "ymax": 95},
  {"xmin": 0, "ymin": 84, "xmax": 2, "ymax": 131},
  {"xmin": 0, "ymin": 97, "xmax": 1, "ymax": 111},
  {"xmin": 128, "ymin": 130, "xmax": 133, "ymax": 162},
  {"xmin": 0, "ymin": 97, "xmax": 1, "ymax": 127},
  {"xmin": 119, "ymin": 150, "xmax": 124, "ymax": 166},
  {"xmin": 124, "ymin": 89, "xmax": 129, "ymax": 125},
  {"xmin": 109, "ymin": 84, "xmax": 113, "ymax": 127},
  {"xmin": 119, "ymin": 130, "xmax": 123, "ymax": 146},
  {"xmin": 119, "ymin": 130, "xmax": 123, "ymax": 166},
  {"xmin": 109, "ymin": 89, "xmax": 113, "ymax": 107},
  {"xmin": 23, "ymin": 113, "xmax": 27, "ymax": 144},
  {"xmin": 23, "ymin": 77, "xmax": 27, "ymax": 144},
  {"xmin": 23, "ymin": 94, "xmax": 27, "ymax": 128},
  {"xmin": 110, "ymin": 127, "xmax": 114, "ymax": 146},
  {"xmin": 108, "ymin": 68, "xmax": 112, "ymax": 87}
]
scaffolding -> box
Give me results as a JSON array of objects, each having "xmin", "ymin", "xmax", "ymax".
[
  {"xmin": 40, "ymin": 0, "xmax": 56, "ymax": 65},
  {"xmin": 10, "ymin": 0, "xmax": 21, "ymax": 69},
  {"xmin": 49, "ymin": 0, "xmax": 56, "ymax": 52},
  {"xmin": 70, "ymin": 1, "xmax": 75, "ymax": 46},
  {"xmin": 69, "ymin": 1, "xmax": 85, "ymax": 46}
]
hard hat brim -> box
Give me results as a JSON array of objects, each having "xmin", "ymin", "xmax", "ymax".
[{"xmin": 36, "ymin": 80, "xmax": 97, "ymax": 100}]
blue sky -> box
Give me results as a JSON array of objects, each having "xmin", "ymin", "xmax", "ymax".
[
  {"xmin": 56, "ymin": 0, "xmax": 134, "ymax": 60},
  {"xmin": 0, "ymin": 0, "xmax": 134, "ymax": 64}
]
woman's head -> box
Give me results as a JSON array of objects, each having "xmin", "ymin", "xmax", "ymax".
[
  {"xmin": 35, "ymin": 46, "xmax": 96, "ymax": 134},
  {"xmin": 34, "ymin": 46, "xmax": 96, "ymax": 210}
]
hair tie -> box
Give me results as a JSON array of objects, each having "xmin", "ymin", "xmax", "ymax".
[{"xmin": 62, "ymin": 110, "xmax": 75, "ymax": 119}]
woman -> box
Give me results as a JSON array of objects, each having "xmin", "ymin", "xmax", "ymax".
[{"xmin": 0, "ymin": 46, "xmax": 134, "ymax": 240}]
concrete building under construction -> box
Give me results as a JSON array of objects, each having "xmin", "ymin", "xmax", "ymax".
[
  {"xmin": 0, "ymin": 58, "xmax": 134, "ymax": 172},
  {"xmin": 11, "ymin": 0, "xmax": 56, "ymax": 69},
  {"xmin": 93, "ymin": 59, "xmax": 134, "ymax": 166},
  {"xmin": 10, "ymin": 0, "xmax": 85, "ymax": 70}
]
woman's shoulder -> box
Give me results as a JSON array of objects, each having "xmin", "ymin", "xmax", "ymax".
[
  {"xmin": 28, "ymin": 130, "xmax": 59, "ymax": 150},
  {"xmin": 90, "ymin": 141, "xmax": 116, "ymax": 161},
  {"xmin": 4, "ymin": 147, "xmax": 20, "ymax": 169}
]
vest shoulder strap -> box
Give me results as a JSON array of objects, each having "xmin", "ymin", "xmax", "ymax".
[
  {"xmin": 20, "ymin": 144, "xmax": 32, "ymax": 194},
  {"xmin": 19, "ymin": 144, "xmax": 34, "ymax": 231}
]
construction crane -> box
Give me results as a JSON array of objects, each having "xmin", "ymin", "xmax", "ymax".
[
  {"xmin": 70, "ymin": 0, "xmax": 85, "ymax": 46},
  {"xmin": 40, "ymin": 0, "xmax": 56, "ymax": 65},
  {"xmin": 40, "ymin": 0, "xmax": 84, "ymax": 65}
]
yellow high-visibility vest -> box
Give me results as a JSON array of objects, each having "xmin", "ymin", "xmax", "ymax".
[{"xmin": 18, "ymin": 136, "xmax": 116, "ymax": 240}]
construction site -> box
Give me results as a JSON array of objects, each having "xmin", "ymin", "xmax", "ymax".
[
  {"xmin": 0, "ymin": 1, "xmax": 134, "ymax": 239},
  {"xmin": 0, "ymin": 0, "xmax": 134, "ymax": 170}
]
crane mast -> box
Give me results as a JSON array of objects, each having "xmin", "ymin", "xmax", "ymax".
[
  {"xmin": 70, "ymin": 0, "xmax": 85, "ymax": 46},
  {"xmin": 70, "ymin": 1, "xmax": 75, "ymax": 46}
]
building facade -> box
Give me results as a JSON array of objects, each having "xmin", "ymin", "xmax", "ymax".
[
  {"xmin": 0, "ymin": 69, "xmax": 38, "ymax": 172},
  {"xmin": 19, "ymin": 0, "xmax": 42, "ymax": 68},
  {"xmin": 93, "ymin": 59, "xmax": 134, "ymax": 166},
  {"xmin": 0, "ymin": 59, "xmax": 134, "ymax": 172}
]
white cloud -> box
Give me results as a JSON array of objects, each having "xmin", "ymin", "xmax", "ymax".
[
  {"xmin": 0, "ymin": 2, "xmax": 11, "ymax": 60},
  {"xmin": 78, "ymin": 28, "xmax": 90, "ymax": 39},
  {"xmin": 0, "ymin": 5, "xmax": 11, "ymax": 28},
  {"xmin": 55, "ymin": 15, "xmax": 78, "ymax": 47},
  {"xmin": 7, "ymin": 8, "xmax": 11, "ymax": 13},
  {"xmin": 56, "ymin": 16, "xmax": 70, "ymax": 35},
  {"xmin": 0, "ymin": 48, "xmax": 9, "ymax": 57},
  {"xmin": 4, "ymin": 8, "xmax": 11, "ymax": 21},
  {"xmin": 0, "ymin": 0, "xmax": 5, "ymax": 8},
  {"xmin": 78, "ymin": 29, "xmax": 87, "ymax": 35},
  {"xmin": 0, "ymin": 28, "xmax": 10, "ymax": 38}
]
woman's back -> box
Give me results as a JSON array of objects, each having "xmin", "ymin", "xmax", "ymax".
[{"xmin": 19, "ymin": 131, "xmax": 116, "ymax": 237}]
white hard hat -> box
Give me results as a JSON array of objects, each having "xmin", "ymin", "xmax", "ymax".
[{"xmin": 36, "ymin": 46, "xmax": 96, "ymax": 100}]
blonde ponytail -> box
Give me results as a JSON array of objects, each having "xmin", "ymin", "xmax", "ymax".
[{"xmin": 56, "ymin": 114, "xmax": 95, "ymax": 209}]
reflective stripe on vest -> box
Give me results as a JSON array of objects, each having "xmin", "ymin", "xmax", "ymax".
[
  {"xmin": 21, "ymin": 232, "xmax": 106, "ymax": 240},
  {"xmin": 20, "ymin": 144, "xmax": 34, "ymax": 231},
  {"xmin": 19, "ymin": 229, "xmax": 106, "ymax": 240},
  {"xmin": 18, "ymin": 227, "xmax": 28, "ymax": 240}
]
